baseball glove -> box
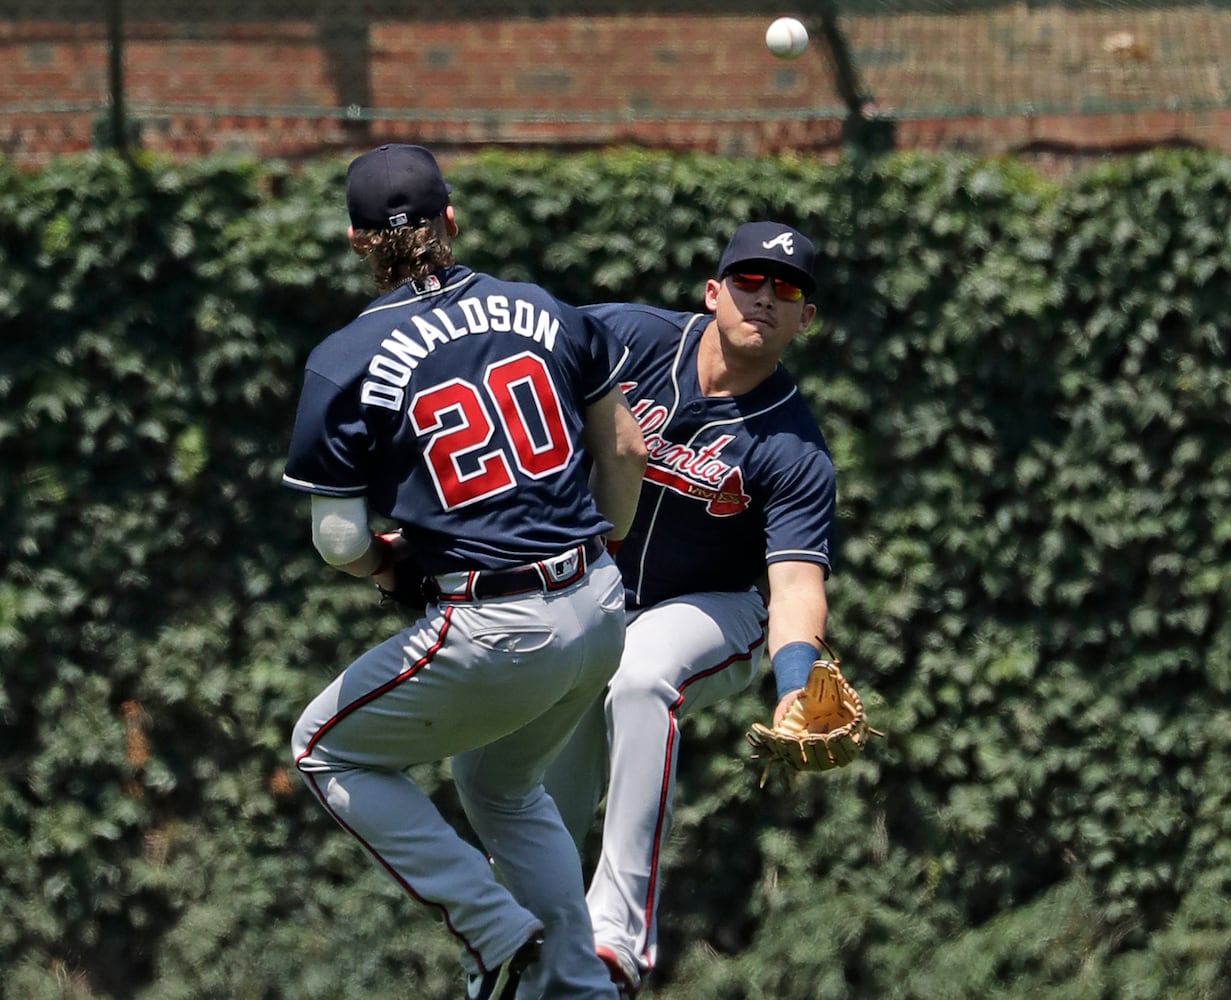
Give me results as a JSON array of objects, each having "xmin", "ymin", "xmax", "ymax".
[{"xmin": 746, "ymin": 639, "xmax": 881, "ymax": 786}]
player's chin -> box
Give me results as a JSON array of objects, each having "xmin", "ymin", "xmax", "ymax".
[{"xmin": 739, "ymin": 322, "xmax": 780, "ymax": 348}]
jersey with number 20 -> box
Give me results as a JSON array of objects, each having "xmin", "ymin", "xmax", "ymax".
[{"xmin": 283, "ymin": 265, "xmax": 627, "ymax": 574}]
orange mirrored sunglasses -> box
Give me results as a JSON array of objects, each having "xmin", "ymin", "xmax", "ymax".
[{"xmin": 726, "ymin": 272, "xmax": 805, "ymax": 302}]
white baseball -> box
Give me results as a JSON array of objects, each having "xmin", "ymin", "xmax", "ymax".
[{"xmin": 765, "ymin": 17, "xmax": 809, "ymax": 60}]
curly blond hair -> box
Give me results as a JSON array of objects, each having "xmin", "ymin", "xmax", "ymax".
[{"xmin": 350, "ymin": 217, "xmax": 454, "ymax": 293}]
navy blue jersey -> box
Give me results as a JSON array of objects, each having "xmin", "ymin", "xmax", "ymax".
[
  {"xmin": 284, "ymin": 265, "xmax": 627, "ymax": 574},
  {"xmin": 587, "ymin": 302, "xmax": 835, "ymax": 609}
]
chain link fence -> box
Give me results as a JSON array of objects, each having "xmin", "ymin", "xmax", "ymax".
[{"xmin": 3, "ymin": 0, "xmax": 1230, "ymax": 165}]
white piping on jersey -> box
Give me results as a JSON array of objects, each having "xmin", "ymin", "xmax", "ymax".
[
  {"xmin": 590, "ymin": 344, "xmax": 632, "ymax": 404},
  {"xmin": 281, "ymin": 473, "xmax": 366, "ymax": 496},
  {"xmin": 357, "ymin": 270, "xmax": 478, "ymax": 318},
  {"xmin": 767, "ymin": 548, "xmax": 829, "ymax": 562},
  {"xmin": 629, "ymin": 313, "xmax": 704, "ymax": 604},
  {"xmin": 629, "ymin": 313, "xmax": 800, "ymax": 606}
]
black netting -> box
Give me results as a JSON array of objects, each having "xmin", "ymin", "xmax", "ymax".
[{"xmin": 3, "ymin": 0, "xmax": 1228, "ymax": 164}]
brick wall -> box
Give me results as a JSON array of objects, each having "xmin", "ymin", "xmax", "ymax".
[{"xmin": 3, "ymin": 10, "xmax": 1229, "ymax": 168}]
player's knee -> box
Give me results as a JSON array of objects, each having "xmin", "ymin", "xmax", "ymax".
[
  {"xmin": 455, "ymin": 765, "xmax": 541, "ymax": 810},
  {"xmin": 606, "ymin": 668, "xmax": 675, "ymax": 711},
  {"xmin": 289, "ymin": 714, "xmax": 315, "ymax": 771}
]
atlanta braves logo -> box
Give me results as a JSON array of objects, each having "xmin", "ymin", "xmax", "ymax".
[
  {"xmin": 626, "ymin": 395, "xmax": 751, "ymax": 517},
  {"xmin": 648, "ymin": 464, "xmax": 750, "ymax": 516},
  {"xmin": 761, "ymin": 232, "xmax": 795, "ymax": 255}
]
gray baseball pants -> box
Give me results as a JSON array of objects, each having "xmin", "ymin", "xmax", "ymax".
[{"xmin": 292, "ymin": 557, "xmax": 626, "ymax": 999}]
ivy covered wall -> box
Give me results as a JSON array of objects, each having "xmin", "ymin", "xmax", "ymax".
[{"xmin": 1, "ymin": 148, "xmax": 1228, "ymax": 999}]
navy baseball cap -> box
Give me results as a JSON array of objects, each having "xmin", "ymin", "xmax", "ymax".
[
  {"xmin": 346, "ymin": 144, "xmax": 452, "ymax": 230},
  {"xmin": 718, "ymin": 221, "xmax": 817, "ymax": 294}
]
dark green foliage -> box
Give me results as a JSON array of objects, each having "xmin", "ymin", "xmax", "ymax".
[{"xmin": 1, "ymin": 148, "xmax": 1228, "ymax": 998}]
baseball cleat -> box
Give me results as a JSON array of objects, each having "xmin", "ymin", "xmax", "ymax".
[
  {"xmin": 595, "ymin": 944, "xmax": 642, "ymax": 998},
  {"xmin": 465, "ymin": 933, "xmax": 544, "ymax": 1000}
]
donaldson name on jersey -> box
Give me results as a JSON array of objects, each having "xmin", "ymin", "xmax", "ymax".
[
  {"xmin": 360, "ymin": 287, "xmax": 566, "ymax": 413},
  {"xmin": 584, "ymin": 302, "xmax": 835, "ymax": 610},
  {"xmin": 283, "ymin": 265, "xmax": 628, "ymax": 574}
]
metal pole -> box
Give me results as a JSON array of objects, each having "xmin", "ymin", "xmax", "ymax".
[
  {"xmin": 107, "ymin": 0, "xmax": 126, "ymax": 152},
  {"xmin": 808, "ymin": 1, "xmax": 867, "ymax": 121},
  {"xmin": 808, "ymin": 0, "xmax": 895, "ymax": 155}
]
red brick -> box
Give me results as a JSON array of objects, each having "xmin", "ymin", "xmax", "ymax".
[{"xmin": 3, "ymin": 10, "xmax": 1230, "ymax": 167}]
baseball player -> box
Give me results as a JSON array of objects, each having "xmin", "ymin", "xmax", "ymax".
[
  {"xmin": 282, "ymin": 143, "xmax": 646, "ymax": 1000},
  {"xmin": 527, "ymin": 221, "xmax": 835, "ymax": 998}
]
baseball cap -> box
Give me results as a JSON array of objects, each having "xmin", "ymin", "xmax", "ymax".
[
  {"xmin": 717, "ymin": 221, "xmax": 817, "ymax": 294},
  {"xmin": 345, "ymin": 144, "xmax": 452, "ymax": 230}
]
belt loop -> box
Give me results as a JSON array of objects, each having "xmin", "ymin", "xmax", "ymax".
[{"xmin": 585, "ymin": 535, "xmax": 605, "ymax": 566}]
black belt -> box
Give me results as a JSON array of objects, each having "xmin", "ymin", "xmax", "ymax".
[{"xmin": 429, "ymin": 537, "xmax": 606, "ymax": 602}]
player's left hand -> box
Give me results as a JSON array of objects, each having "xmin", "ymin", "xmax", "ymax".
[
  {"xmin": 746, "ymin": 640, "xmax": 882, "ymax": 786},
  {"xmin": 772, "ymin": 687, "xmax": 803, "ymax": 726},
  {"xmin": 374, "ymin": 531, "xmax": 427, "ymax": 614}
]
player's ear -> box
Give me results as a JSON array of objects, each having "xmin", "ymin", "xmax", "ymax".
[
  {"xmin": 703, "ymin": 277, "xmax": 723, "ymax": 312},
  {"xmin": 347, "ymin": 224, "xmax": 365, "ymax": 257},
  {"xmin": 798, "ymin": 302, "xmax": 817, "ymax": 329},
  {"xmin": 443, "ymin": 205, "xmax": 458, "ymax": 238}
]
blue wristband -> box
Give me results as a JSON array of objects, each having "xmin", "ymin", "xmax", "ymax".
[{"xmin": 771, "ymin": 642, "xmax": 819, "ymax": 701}]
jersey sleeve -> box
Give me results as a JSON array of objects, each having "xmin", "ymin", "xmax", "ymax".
[
  {"xmin": 762, "ymin": 444, "xmax": 836, "ymax": 575},
  {"xmin": 583, "ymin": 302, "xmax": 702, "ymax": 391},
  {"xmin": 564, "ymin": 302, "xmax": 629, "ymax": 403},
  {"xmin": 281, "ymin": 369, "xmax": 370, "ymax": 497}
]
